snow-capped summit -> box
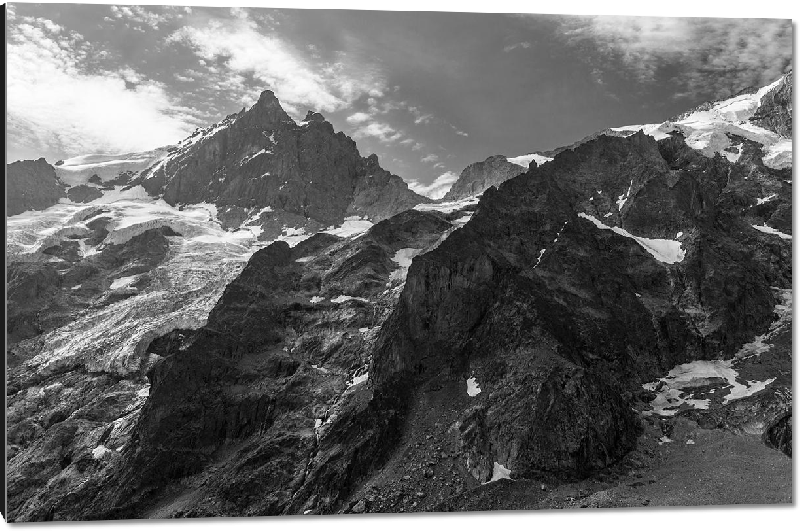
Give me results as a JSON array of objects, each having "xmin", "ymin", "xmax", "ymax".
[{"xmin": 609, "ymin": 72, "xmax": 792, "ymax": 169}]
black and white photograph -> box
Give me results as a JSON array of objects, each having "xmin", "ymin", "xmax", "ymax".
[{"xmin": 4, "ymin": 0, "xmax": 795, "ymax": 525}]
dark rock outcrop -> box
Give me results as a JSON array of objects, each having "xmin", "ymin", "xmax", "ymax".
[
  {"xmin": 442, "ymin": 155, "xmax": 526, "ymax": 201},
  {"xmin": 66, "ymin": 185, "xmax": 104, "ymax": 203},
  {"xmin": 139, "ymin": 91, "xmax": 428, "ymax": 227},
  {"xmin": 7, "ymin": 158, "xmax": 66, "ymax": 216}
]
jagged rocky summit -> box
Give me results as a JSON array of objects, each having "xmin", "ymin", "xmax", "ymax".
[{"xmin": 136, "ymin": 90, "xmax": 428, "ymax": 234}]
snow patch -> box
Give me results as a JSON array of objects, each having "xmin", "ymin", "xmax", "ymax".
[
  {"xmin": 389, "ymin": 248, "xmax": 422, "ymax": 283},
  {"xmin": 578, "ymin": 213, "xmax": 685, "ymax": 264},
  {"xmin": 507, "ymin": 153, "xmax": 554, "ymax": 168},
  {"xmin": 331, "ymin": 295, "xmax": 369, "ymax": 304},
  {"xmin": 415, "ymin": 195, "xmax": 481, "ymax": 214},
  {"xmin": 466, "ymin": 377, "xmax": 481, "ymax": 397},
  {"xmin": 752, "ymin": 224, "xmax": 791, "ymax": 240},
  {"xmin": 756, "ymin": 194, "xmax": 778, "ymax": 205},
  {"xmin": 110, "ymin": 275, "xmax": 139, "ymax": 290},
  {"xmin": 91, "ymin": 445, "xmax": 111, "ymax": 460},
  {"xmin": 323, "ymin": 216, "xmax": 373, "ymax": 238},
  {"xmin": 488, "ymin": 462, "xmax": 512, "ymax": 482}
]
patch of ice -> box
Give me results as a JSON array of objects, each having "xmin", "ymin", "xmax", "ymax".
[
  {"xmin": 358, "ymin": 327, "xmax": 369, "ymax": 333},
  {"xmin": 310, "ymin": 296, "xmax": 324, "ymax": 304},
  {"xmin": 676, "ymin": 232, "xmax": 684, "ymax": 239},
  {"xmin": 578, "ymin": 213, "xmax": 685, "ymax": 264},
  {"xmin": 466, "ymin": 377, "xmax": 481, "ymax": 397},
  {"xmin": 686, "ymin": 439, "xmax": 695, "ymax": 445},
  {"xmin": 295, "ymin": 256, "xmax": 315, "ymax": 263},
  {"xmin": 658, "ymin": 436, "xmax": 673, "ymax": 445}
]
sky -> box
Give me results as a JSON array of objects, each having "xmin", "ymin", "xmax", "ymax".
[{"xmin": 5, "ymin": 2, "xmax": 793, "ymax": 198}]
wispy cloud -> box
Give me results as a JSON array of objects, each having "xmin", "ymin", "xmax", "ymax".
[
  {"xmin": 169, "ymin": 10, "xmax": 387, "ymax": 115},
  {"xmin": 407, "ymin": 171, "xmax": 459, "ymax": 200},
  {"xmin": 420, "ymin": 154, "xmax": 439, "ymax": 163},
  {"xmin": 352, "ymin": 121, "xmax": 403, "ymax": 143},
  {"xmin": 450, "ymin": 125, "xmax": 469, "ymax": 137},
  {"xmin": 503, "ymin": 41, "xmax": 531, "ymax": 53},
  {"xmin": 6, "ymin": 15, "xmax": 199, "ymax": 160},
  {"xmin": 556, "ymin": 15, "xmax": 792, "ymax": 99}
]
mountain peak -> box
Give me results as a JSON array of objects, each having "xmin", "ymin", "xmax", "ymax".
[{"xmin": 257, "ymin": 89, "xmax": 280, "ymax": 105}]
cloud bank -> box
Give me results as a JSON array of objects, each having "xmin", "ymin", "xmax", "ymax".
[{"xmin": 555, "ymin": 15, "xmax": 792, "ymax": 100}]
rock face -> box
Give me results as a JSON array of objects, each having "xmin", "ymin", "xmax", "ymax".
[
  {"xmin": 6, "ymin": 208, "xmax": 457, "ymax": 520},
  {"xmin": 752, "ymin": 72, "xmax": 793, "ymax": 137},
  {"xmin": 442, "ymin": 155, "xmax": 526, "ymax": 201},
  {"xmin": 138, "ymin": 91, "xmax": 428, "ymax": 228},
  {"xmin": 7, "ymin": 158, "xmax": 66, "ymax": 216},
  {"xmin": 371, "ymin": 131, "xmax": 790, "ymax": 482}
]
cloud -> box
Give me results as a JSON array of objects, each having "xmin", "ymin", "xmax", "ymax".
[
  {"xmin": 346, "ymin": 112, "xmax": 373, "ymax": 124},
  {"xmin": 450, "ymin": 125, "xmax": 469, "ymax": 137},
  {"xmin": 170, "ymin": 12, "xmax": 386, "ymax": 115},
  {"xmin": 352, "ymin": 121, "xmax": 403, "ymax": 143},
  {"xmin": 399, "ymin": 138, "xmax": 415, "ymax": 146},
  {"xmin": 557, "ymin": 15, "xmax": 792, "ymax": 99},
  {"xmin": 411, "ymin": 142, "xmax": 424, "ymax": 151},
  {"xmin": 109, "ymin": 5, "xmax": 170, "ymax": 30},
  {"xmin": 6, "ymin": 17, "xmax": 199, "ymax": 160},
  {"xmin": 420, "ymin": 154, "xmax": 439, "ymax": 163},
  {"xmin": 407, "ymin": 171, "xmax": 459, "ymax": 200},
  {"xmin": 503, "ymin": 41, "xmax": 531, "ymax": 53}
]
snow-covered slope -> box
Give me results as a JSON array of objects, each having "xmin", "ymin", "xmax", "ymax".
[
  {"xmin": 7, "ymin": 184, "xmax": 376, "ymax": 378},
  {"xmin": 609, "ymin": 75, "xmax": 792, "ymax": 169},
  {"xmin": 55, "ymin": 149, "xmax": 169, "ymax": 186},
  {"xmin": 506, "ymin": 153, "xmax": 554, "ymax": 168}
]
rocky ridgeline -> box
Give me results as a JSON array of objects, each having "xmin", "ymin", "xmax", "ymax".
[
  {"xmin": 442, "ymin": 155, "xmax": 526, "ymax": 202},
  {"xmin": 6, "ymin": 159, "xmax": 66, "ymax": 216},
  {"xmin": 137, "ymin": 90, "xmax": 428, "ymax": 230}
]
